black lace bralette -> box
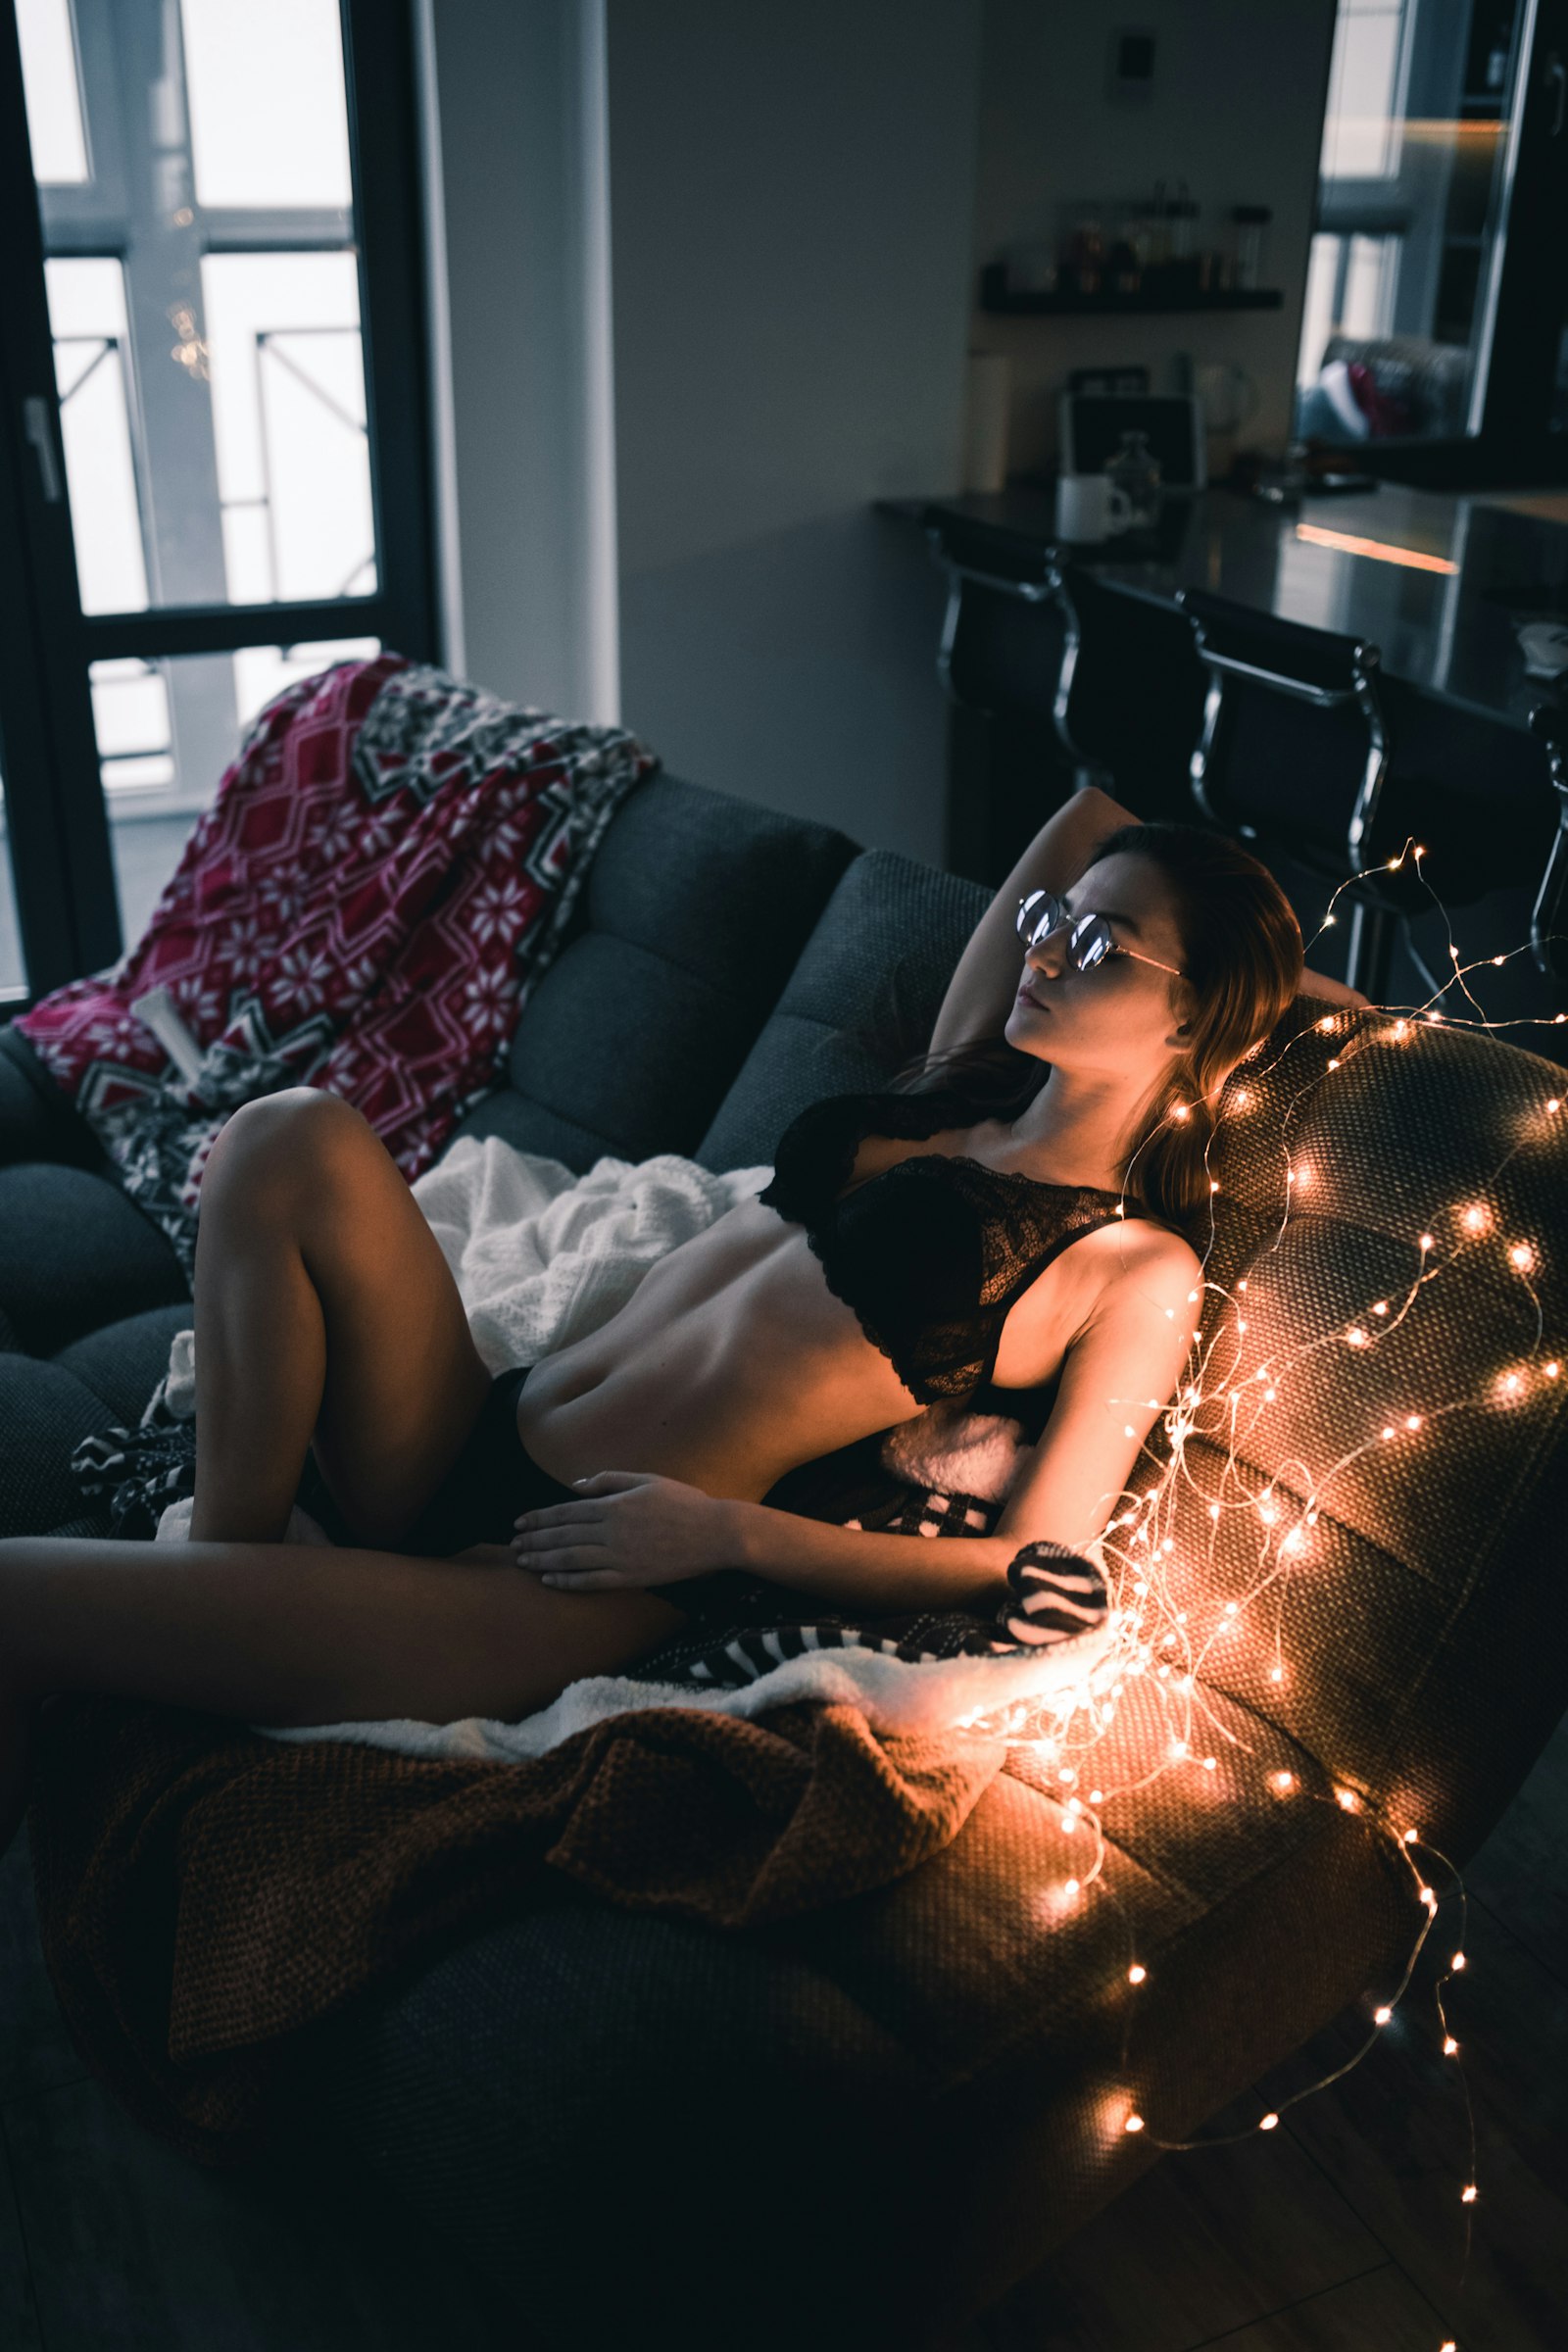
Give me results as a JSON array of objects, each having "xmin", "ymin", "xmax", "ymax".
[{"xmin": 758, "ymin": 1087, "xmax": 1170, "ymax": 1415}]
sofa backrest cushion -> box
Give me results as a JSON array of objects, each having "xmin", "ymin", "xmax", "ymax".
[
  {"xmin": 448, "ymin": 774, "xmax": 856, "ymax": 1170},
  {"xmin": 697, "ymin": 849, "xmax": 991, "ymax": 1172}
]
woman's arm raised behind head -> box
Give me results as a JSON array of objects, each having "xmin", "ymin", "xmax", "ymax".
[
  {"xmin": 927, "ymin": 783, "xmax": 1370, "ymax": 1048},
  {"xmin": 928, "ymin": 783, "xmax": 1140, "ymax": 1058}
]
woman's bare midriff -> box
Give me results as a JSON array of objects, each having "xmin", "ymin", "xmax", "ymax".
[{"xmin": 514, "ymin": 1125, "xmax": 1138, "ymax": 1501}]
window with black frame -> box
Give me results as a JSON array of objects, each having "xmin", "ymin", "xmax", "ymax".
[{"xmin": 0, "ymin": 0, "xmax": 434, "ymax": 1005}]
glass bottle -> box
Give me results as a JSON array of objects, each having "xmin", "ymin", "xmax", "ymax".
[{"xmin": 1105, "ymin": 428, "xmax": 1163, "ymax": 536}]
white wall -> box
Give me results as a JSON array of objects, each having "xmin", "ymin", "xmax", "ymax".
[
  {"xmin": 605, "ymin": 0, "xmax": 982, "ymax": 862},
  {"xmin": 417, "ymin": 0, "xmax": 618, "ymax": 720},
  {"xmin": 970, "ymin": 0, "xmax": 1338, "ymax": 480}
]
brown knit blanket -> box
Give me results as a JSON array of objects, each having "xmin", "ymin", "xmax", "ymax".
[{"xmin": 24, "ymin": 1690, "xmax": 1004, "ymax": 2170}]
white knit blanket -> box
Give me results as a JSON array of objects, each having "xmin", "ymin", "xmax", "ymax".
[{"xmin": 149, "ymin": 1131, "xmax": 1113, "ymax": 1755}]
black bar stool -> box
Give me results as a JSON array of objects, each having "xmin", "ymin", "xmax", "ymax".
[{"xmin": 1177, "ymin": 589, "xmax": 1406, "ymax": 998}]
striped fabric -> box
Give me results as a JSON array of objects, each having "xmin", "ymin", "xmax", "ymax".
[{"xmin": 633, "ymin": 1536, "xmax": 1110, "ymax": 1691}]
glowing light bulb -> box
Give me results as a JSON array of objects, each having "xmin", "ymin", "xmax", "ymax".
[
  {"xmin": 1498, "ymin": 1370, "xmax": 1523, "ymax": 1397},
  {"xmin": 1419, "ymin": 1886, "xmax": 1438, "ymax": 1911},
  {"xmin": 1548, "ymin": 1098, "xmax": 1561, "ymax": 1113},
  {"xmin": 1420, "ymin": 1233, "xmax": 1434, "ymax": 1250},
  {"xmin": 1210, "ymin": 1179, "xmax": 1220, "ymax": 1194},
  {"xmin": 1124, "ymin": 2112, "xmax": 1145, "ymax": 2133},
  {"xmin": 1224, "ymin": 1600, "xmax": 1239, "ymax": 1615},
  {"xmin": 1202, "ymin": 1755, "xmax": 1218, "ymax": 1772},
  {"xmin": 1547, "ymin": 1362, "xmax": 1560, "ymax": 1380},
  {"xmin": 1451, "ymin": 1950, "xmax": 1466, "ymax": 1971},
  {"xmin": 1259, "ymin": 2111, "xmax": 1279, "ymax": 2131},
  {"xmin": 1336, "ymin": 1787, "xmax": 1361, "ymax": 1812},
  {"xmin": 1282, "ymin": 1527, "xmax": 1304, "ymax": 1554},
  {"xmin": 1393, "ymin": 1019, "xmax": 1409, "ymax": 1039},
  {"xmin": 1234, "ymin": 1089, "xmax": 1251, "ymax": 1108},
  {"xmin": 1264, "ymin": 1386, "xmax": 1276, "ymax": 1400},
  {"xmin": 1328, "ymin": 1056, "xmax": 1340, "ymax": 1069},
  {"xmin": 1259, "ymin": 1500, "xmax": 1278, "ymax": 1525},
  {"xmin": 1270, "ymin": 1770, "xmax": 1296, "ymax": 1793},
  {"xmin": 1444, "ymin": 2036, "xmax": 1459, "ymax": 2056},
  {"xmin": 1461, "ymin": 2183, "xmax": 1478, "ymax": 2203},
  {"xmin": 1508, "ymin": 1241, "xmax": 1534, "ymax": 1272},
  {"xmin": 1317, "ymin": 1015, "xmax": 1335, "ymax": 1033},
  {"xmin": 1128, "ymin": 1964, "xmax": 1147, "ymax": 1984},
  {"xmin": 1406, "ymin": 1414, "xmax": 1422, "ymax": 1430},
  {"xmin": 1171, "ymin": 1102, "xmax": 1190, "ymax": 1122},
  {"xmin": 1346, "ymin": 1326, "xmax": 1369, "ymax": 1347},
  {"xmin": 1374, "ymin": 2005, "xmax": 1393, "ymax": 2026},
  {"xmin": 1382, "ymin": 1425, "xmax": 1396, "ymax": 1440},
  {"xmin": 1401, "ymin": 1829, "xmax": 1418, "ymax": 1844},
  {"xmin": 1238, "ymin": 1278, "xmax": 1248, "ymax": 1291},
  {"xmin": 1269, "ymin": 1665, "xmax": 1284, "ymax": 1683},
  {"xmin": 1168, "ymin": 1739, "xmax": 1189, "ymax": 1761},
  {"xmin": 1064, "ymin": 1876, "xmax": 1080, "ymax": 1895},
  {"xmin": 1461, "ymin": 1202, "xmax": 1490, "ymax": 1234},
  {"xmin": 1208, "ymin": 1503, "xmax": 1221, "ymax": 1520},
  {"xmin": 1373, "ymin": 1299, "xmax": 1389, "ymax": 1315}
]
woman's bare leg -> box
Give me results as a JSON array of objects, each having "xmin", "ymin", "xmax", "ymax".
[
  {"xmin": 187, "ymin": 1088, "xmax": 493, "ymax": 1546},
  {"xmin": 0, "ymin": 1533, "xmax": 686, "ymax": 1856}
]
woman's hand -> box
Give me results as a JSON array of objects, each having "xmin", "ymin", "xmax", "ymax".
[{"xmin": 511, "ymin": 1471, "xmax": 744, "ymax": 1591}]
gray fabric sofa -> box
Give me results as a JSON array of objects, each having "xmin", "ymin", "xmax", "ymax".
[{"xmin": 3, "ymin": 770, "xmax": 1567, "ymax": 2347}]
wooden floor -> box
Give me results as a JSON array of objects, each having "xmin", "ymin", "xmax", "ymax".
[{"xmin": 3, "ymin": 1709, "xmax": 1566, "ymax": 2350}]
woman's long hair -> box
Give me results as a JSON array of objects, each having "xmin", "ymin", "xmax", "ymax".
[{"xmin": 890, "ymin": 822, "xmax": 1304, "ymax": 1230}]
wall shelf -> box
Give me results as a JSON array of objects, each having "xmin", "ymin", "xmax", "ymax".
[{"xmin": 980, "ymin": 274, "xmax": 1285, "ymax": 319}]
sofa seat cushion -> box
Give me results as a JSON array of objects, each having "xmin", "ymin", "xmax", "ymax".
[
  {"xmin": 53, "ymin": 1304, "xmax": 198, "ymax": 1427},
  {"xmin": 0, "ymin": 1163, "xmax": 189, "ymax": 1357},
  {"xmin": 697, "ymin": 848, "xmax": 990, "ymax": 1172},
  {"xmin": 0, "ymin": 1353, "xmax": 129, "ymax": 1536},
  {"xmin": 448, "ymin": 773, "xmax": 856, "ymax": 1171}
]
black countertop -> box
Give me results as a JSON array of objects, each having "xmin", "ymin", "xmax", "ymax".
[{"xmin": 893, "ymin": 483, "xmax": 1568, "ymax": 737}]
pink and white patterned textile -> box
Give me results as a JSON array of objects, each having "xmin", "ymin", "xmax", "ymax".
[{"xmin": 17, "ymin": 655, "xmax": 658, "ymax": 1275}]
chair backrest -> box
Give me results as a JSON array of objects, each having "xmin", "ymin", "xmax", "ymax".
[
  {"xmin": 1166, "ymin": 998, "xmax": 1568, "ymax": 1861},
  {"xmin": 1179, "ymin": 589, "xmax": 1388, "ymax": 874},
  {"xmin": 447, "ymin": 773, "xmax": 856, "ymax": 1169},
  {"xmin": 697, "ymin": 847, "xmax": 990, "ymax": 1169}
]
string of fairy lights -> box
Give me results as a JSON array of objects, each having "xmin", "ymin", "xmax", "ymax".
[{"xmin": 959, "ymin": 843, "xmax": 1566, "ymax": 2346}]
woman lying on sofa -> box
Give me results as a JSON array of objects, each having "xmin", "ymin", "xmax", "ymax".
[{"xmin": 0, "ymin": 786, "xmax": 1361, "ymax": 1847}]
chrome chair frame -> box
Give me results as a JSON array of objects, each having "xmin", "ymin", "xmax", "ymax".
[
  {"xmin": 1178, "ymin": 589, "xmax": 1396, "ymax": 997},
  {"xmin": 927, "ymin": 527, "xmax": 1110, "ymax": 790},
  {"xmin": 1529, "ymin": 703, "xmax": 1568, "ymax": 983}
]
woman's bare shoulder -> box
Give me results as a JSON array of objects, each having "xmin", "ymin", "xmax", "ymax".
[{"xmin": 1074, "ymin": 1215, "xmax": 1203, "ymax": 1305}]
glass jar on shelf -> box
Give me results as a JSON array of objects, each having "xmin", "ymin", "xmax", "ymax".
[{"xmin": 1230, "ymin": 204, "xmax": 1272, "ymax": 292}]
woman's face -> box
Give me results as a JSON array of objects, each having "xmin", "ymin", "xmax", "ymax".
[{"xmin": 1003, "ymin": 852, "xmax": 1194, "ymax": 1078}]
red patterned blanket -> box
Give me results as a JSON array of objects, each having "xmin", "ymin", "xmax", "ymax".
[{"xmin": 18, "ymin": 656, "xmax": 657, "ymax": 1273}]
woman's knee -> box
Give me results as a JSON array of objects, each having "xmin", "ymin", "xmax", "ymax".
[{"xmin": 200, "ymin": 1089, "xmax": 375, "ymax": 1222}]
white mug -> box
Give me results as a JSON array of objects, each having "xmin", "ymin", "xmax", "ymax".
[{"xmin": 1054, "ymin": 471, "xmax": 1133, "ymax": 544}]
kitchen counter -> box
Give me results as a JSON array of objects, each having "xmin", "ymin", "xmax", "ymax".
[{"xmin": 888, "ymin": 482, "xmax": 1568, "ymax": 737}]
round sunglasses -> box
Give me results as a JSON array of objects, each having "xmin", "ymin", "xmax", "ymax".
[{"xmin": 1015, "ymin": 888, "xmax": 1184, "ymax": 978}]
